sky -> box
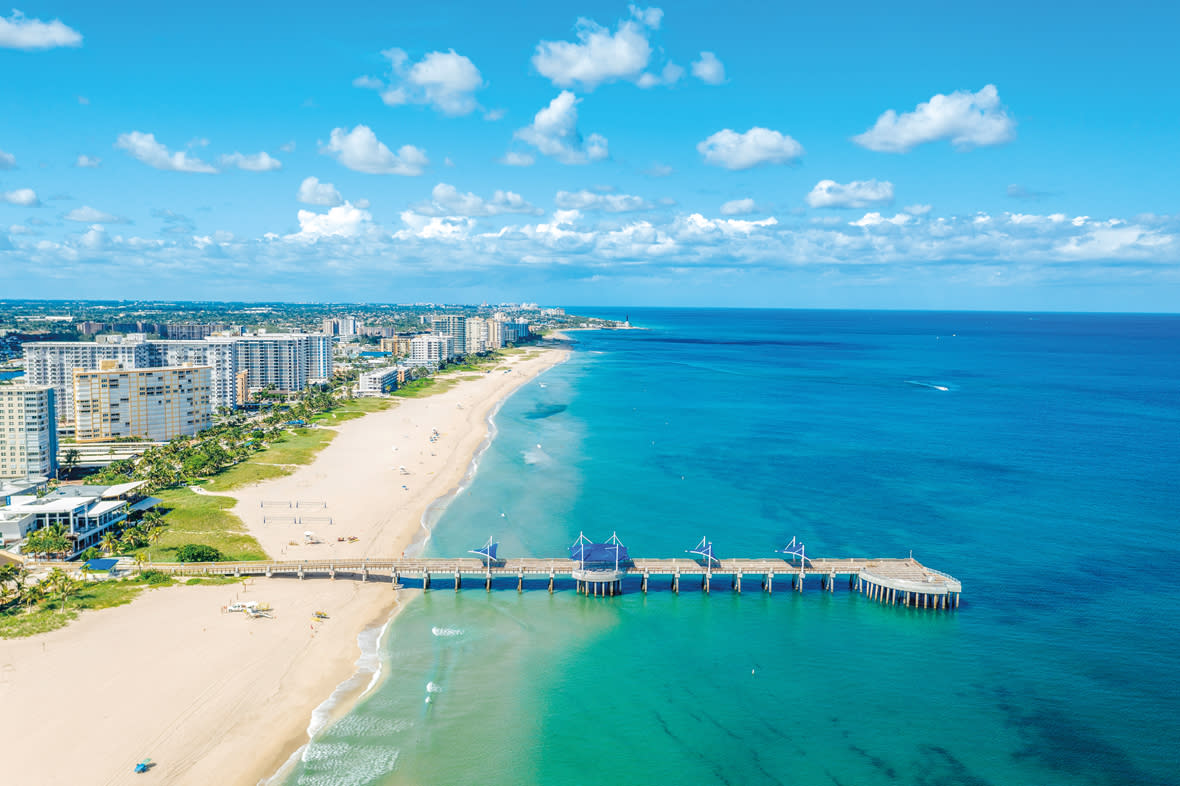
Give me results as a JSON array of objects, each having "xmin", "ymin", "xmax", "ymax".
[{"xmin": 1, "ymin": 0, "xmax": 1178, "ymax": 310}]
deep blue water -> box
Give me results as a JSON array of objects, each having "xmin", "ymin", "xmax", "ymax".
[{"xmin": 284, "ymin": 310, "xmax": 1180, "ymax": 786}]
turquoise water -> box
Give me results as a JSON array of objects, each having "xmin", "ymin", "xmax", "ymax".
[{"xmin": 283, "ymin": 310, "xmax": 1180, "ymax": 786}]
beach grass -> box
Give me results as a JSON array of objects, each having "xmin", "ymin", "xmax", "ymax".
[
  {"xmin": 312, "ymin": 398, "xmax": 395, "ymax": 423},
  {"xmin": 391, "ymin": 376, "xmax": 461, "ymax": 398},
  {"xmin": 134, "ymin": 488, "xmax": 267, "ymax": 563},
  {"xmin": 204, "ymin": 427, "xmax": 336, "ymax": 492},
  {"xmin": 0, "ymin": 578, "xmax": 150, "ymax": 639}
]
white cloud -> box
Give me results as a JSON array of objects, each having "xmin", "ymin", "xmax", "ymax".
[
  {"xmin": 806, "ymin": 179, "xmax": 894, "ymax": 209},
  {"xmin": 1057, "ymin": 224, "xmax": 1171, "ymax": 260},
  {"xmin": 74, "ymin": 154, "xmax": 101, "ymax": 168},
  {"xmin": 637, "ymin": 61, "xmax": 684, "ymax": 89},
  {"xmin": 501, "ymin": 152, "xmax": 535, "ymax": 167},
  {"xmin": 357, "ymin": 48, "xmax": 484, "ymax": 116},
  {"xmin": 1, "ymin": 188, "xmax": 39, "ymax": 206},
  {"xmin": 514, "ymin": 91, "xmax": 609, "ymax": 165},
  {"xmin": 417, "ymin": 183, "xmax": 541, "ymax": 217},
  {"xmin": 849, "ymin": 212, "xmax": 912, "ymax": 228},
  {"xmin": 354, "ymin": 198, "xmax": 370, "ymax": 209},
  {"xmin": 697, "ymin": 127, "xmax": 803, "ymax": 170},
  {"xmin": 531, "ymin": 6, "xmax": 662, "ymax": 91},
  {"xmin": 321, "ymin": 125, "xmax": 428, "ymax": 175},
  {"xmin": 297, "ymin": 176, "xmax": 343, "ymax": 207},
  {"xmin": 116, "ymin": 131, "xmax": 218, "ymax": 173},
  {"xmin": 0, "ymin": 149, "xmax": 14, "ymax": 169},
  {"xmin": 691, "ymin": 52, "xmax": 725, "ymax": 84},
  {"xmin": 904, "ymin": 204, "xmax": 932, "ymax": 215},
  {"xmin": 291, "ymin": 202, "xmax": 373, "ymax": 240},
  {"xmin": 720, "ymin": 198, "xmax": 758, "ymax": 216},
  {"xmin": 65, "ymin": 205, "xmax": 127, "ymax": 223},
  {"xmin": 0, "ymin": 10, "xmax": 81, "ymax": 50},
  {"xmin": 219, "ymin": 151, "xmax": 283, "ymax": 171},
  {"xmin": 394, "ymin": 211, "xmax": 475, "ymax": 241},
  {"xmin": 556, "ymin": 190, "xmax": 650, "ymax": 212},
  {"xmin": 853, "ymin": 85, "xmax": 1016, "ymax": 153}
]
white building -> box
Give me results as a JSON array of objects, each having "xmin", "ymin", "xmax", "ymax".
[
  {"xmin": 356, "ymin": 366, "xmax": 401, "ymax": 396},
  {"xmin": 322, "ymin": 316, "xmax": 359, "ymax": 336},
  {"xmin": 308, "ymin": 333, "xmax": 334, "ymax": 382},
  {"xmin": 486, "ymin": 319, "xmax": 503, "ymax": 350},
  {"xmin": 148, "ymin": 338, "xmax": 240, "ymax": 410},
  {"xmin": 0, "ymin": 385, "xmax": 57, "ymax": 479},
  {"xmin": 464, "ymin": 317, "xmax": 489, "ymax": 355},
  {"xmin": 431, "ymin": 315, "xmax": 467, "ymax": 356},
  {"xmin": 4, "ymin": 482, "xmax": 151, "ymax": 556},
  {"xmin": 234, "ymin": 334, "xmax": 310, "ymax": 392},
  {"xmin": 73, "ymin": 363, "xmax": 212, "ymax": 442},
  {"xmin": 409, "ymin": 335, "xmax": 455, "ymax": 367},
  {"xmin": 23, "ymin": 340, "xmax": 150, "ymax": 424}
]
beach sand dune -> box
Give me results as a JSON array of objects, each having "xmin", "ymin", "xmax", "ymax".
[{"xmin": 0, "ymin": 346, "xmax": 567, "ymax": 785}]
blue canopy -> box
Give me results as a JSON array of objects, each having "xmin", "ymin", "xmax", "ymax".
[
  {"xmin": 569, "ymin": 533, "xmax": 629, "ymax": 564},
  {"xmin": 85, "ymin": 558, "xmax": 118, "ymax": 571},
  {"xmin": 469, "ymin": 537, "xmax": 499, "ymax": 561},
  {"xmin": 781, "ymin": 537, "xmax": 810, "ymax": 564},
  {"xmin": 687, "ymin": 536, "xmax": 719, "ymax": 566}
]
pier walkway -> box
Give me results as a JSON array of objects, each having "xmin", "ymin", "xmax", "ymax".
[{"xmin": 149, "ymin": 555, "xmax": 962, "ymax": 610}]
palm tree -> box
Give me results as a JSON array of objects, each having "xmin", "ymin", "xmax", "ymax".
[
  {"xmin": 0, "ymin": 563, "xmax": 18, "ymax": 604},
  {"xmin": 100, "ymin": 532, "xmax": 119, "ymax": 556},
  {"xmin": 44, "ymin": 567, "xmax": 79, "ymax": 614}
]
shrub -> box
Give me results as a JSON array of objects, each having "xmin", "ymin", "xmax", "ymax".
[
  {"xmin": 138, "ymin": 569, "xmax": 173, "ymax": 585},
  {"xmin": 175, "ymin": 544, "xmax": 224, "ymax": 563}
]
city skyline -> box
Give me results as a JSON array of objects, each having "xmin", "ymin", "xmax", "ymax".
[{"xmin": 1, "ymin": 1, "xmax": 1178, "ymax": 310}]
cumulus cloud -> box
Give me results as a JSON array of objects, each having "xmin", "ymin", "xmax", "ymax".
[
  {"xmin": 291, "ymin": 202, "xmax": 373, "ymax": 240},
  {"xmin": 806, "ymin": 179, "xmax": 894, "ymax": 209},
  {"xmin": 849, "ymin": 211, "xmax": 912, "ymax": 228},
  {"xmin": 691, "ymin": 52, "xmax": 725, "ymax": 84},
  {"xmin": 416, "ymin": 183, "xmax": 541, "ymax": 217},
  {"xmin": 500, "ymin": 152, "xmax": 535, "ymax": 167},
  {"xmin": 357, "ymin": 48, "xmax": 484, "ymax": 116},
  {"xmin": 116, "ymin": 131, "xmax": 217, "ymax": 173},
  {"xmin": 297, "ymin": 176, "xmax": 343, "ymax": 206},
  {"xmin": 697, "ymin": 127, "xmax": 803, "ymax": 170},
  {"xmin": 218, "ymin": 151, "xmax": 283, "ymax": 171},
  {"xmin": 532, "ymin": 6, "xmax": 673, "ymax": 91},
  {"xmin": 0, "ymin": 149, "xmax": 14, "ymax": 169},
  {"xmin": 853, "ymin": 85, "xmax": 1016, "ymax": 153},
  {"xmin": 1, "ymin": 188, "xmax": 39, "ymax": 206},
  {"xmin": 321, "ymin": 125, "xmax": 428, "ymax": 175},
  {"xmin": 0, "ymin": 10, "xmax": 81, "ymax": 50},
  {"xmin": 513, "ymin": 91, "xmax": 608, "ymax": 165},
  {"xmin": 65, "ymin": 205, "xmax": 128, "ymax": 223},
  {"xmin": 720, "ymin": 198, "xmax": 758, "ymax": 216},
  {"xmin": 74, "ymin": 154, "xmax": 101, "ymax": 168},
  {"xmin": 556, "ymin": 190, "xmax": 650, "ymax": 212},
  {"xmin": 394, "ymin": 211, "xmax": 476, "ymax": 241}
]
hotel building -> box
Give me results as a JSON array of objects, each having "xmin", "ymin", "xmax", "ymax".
[
  {"xmin": 73, "ymin": 362, "xmax": 212, "ymax": 442},
  {"xmin": 0, "ymin": 384, "xmax": 58, "ymax": 479}
]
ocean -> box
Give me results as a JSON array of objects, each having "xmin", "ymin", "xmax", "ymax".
[{"xmin": 280, "ymin": 309, "xmax": 1180, "ymax": 786}]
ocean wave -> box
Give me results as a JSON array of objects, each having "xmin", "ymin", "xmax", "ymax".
[
  {"xmin": 431, "ymin": 625, "xmax": 464, "ymax": 637},
  {"xmin": 426, "ymin": 681, "xmax": 442, "ymax": 693}
]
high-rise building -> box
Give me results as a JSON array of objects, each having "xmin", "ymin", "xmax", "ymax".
[
  {"xmin": 464, "ymin": 317, "xmax": 488, "ymax": 355},
  {"xmin": 322, "ymin": 316, "xmax": 359, "ymax": 336},
  {"xmin": 431, "ymin": 315, "xmax": 466, "ymax": 356},
  {"xmin": 22, "ymin": 340, "xmax": 151, "ymax": 425},
  {"xmin": 147, "ymin": 338, "xmax": 240, "ymax": 410},
  {"xmin": 164, "ymin": 323, "xmax": 226, "ymax": 340},
  {"xmin": 308, "ymin": 333, "xmax": 334, "ymax": 382},
  {"xmin": 234, "ymin": 334, "xmax": 310, "ymax": 392},
  {"xmin": 73, "ymin": 363, "xmax": 212, "ymax": 442},
  {"xmin": 0, "ymin": 384, "xmax": 57, "ymax": 479},
  {"xmin": 409, "ymin": 335, "xmax": 455, "ymax": 366},
  {"xmin": 486, "ymin": 319, "xmax": 503, "ymax": 350}
]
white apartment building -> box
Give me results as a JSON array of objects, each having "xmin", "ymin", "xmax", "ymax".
[
  {"xmin": 73, "ymin": 363, "xmax": 212, "ymax": 442},
  {"xmin": 409, "ymin": 335, "xmax": 455, "ymax": 367},
  {"xmin": 22, "ymin": 340, "xmax": 150, "ymax": 424},
  {"xmin": 148, "ymin": 338, "xmax": 240, "ymax": 410},
  {"xmin": 486, "ymin": 319, "xmax": 503, "ymax": 350},
  {"xmin": 234, "ymin": 334, "xmax": 310, "ymax": 392},
  {"xmin": 356, "ymin": 366, "xmax": 401, "ymax": 396},
  {"xmin": 431, "ymin": 315, "xmax": 467, "ymax": 356},
  {"xmin": 308, "ymin": 333, "xmax": 334, "ymax": 382},
  {"xmin": 322, "ymin": 316, "xmax": 359, "ymax": 336},
  {"xmin": 464, "ymin": 317, "xmax": 488, "ymax": 355},
  {"xmin": 0, "ymin": 385, "xmax": 58, "ymax": 479}
]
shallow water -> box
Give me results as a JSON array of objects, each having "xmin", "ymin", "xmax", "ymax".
[{"xmin": 283, "ymin": 310, "xmax": 1180, "ymax": 786}]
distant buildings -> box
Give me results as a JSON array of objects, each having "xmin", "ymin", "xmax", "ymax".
[
  {"xmin": 431, "ymin": 315, "xmax": 466, "ymax": 354},
  {"xmin": 23, "ymin": 340, "xmax": 150, "ymax": 423},
  {"xmin": 378, "ymin": 336, "xmax": 414, "ymax": 357},
  {"xmin": 0, "ymin": 384, "xmax": 57, "ymax": 479},
  {"xmin": 73, "ymin": 362, "xmax": 212, "ymax": 442},
  {"xmin": 322, "ymin": 316, "xmax": 359, "ymax": 336}
]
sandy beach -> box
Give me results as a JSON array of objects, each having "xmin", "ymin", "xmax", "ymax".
[{"xmin": 0, "ymin": 345, "xmax": 568, "ymax": 785}]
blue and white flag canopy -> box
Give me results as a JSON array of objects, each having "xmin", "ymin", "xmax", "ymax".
[
  {"xmin": 781, "ymin": 536, "xmax": 809, "ymax": 565},
  {"xmin": 469, "ymin": 536, "xmax": 499, "ymax": 562},
  {"xmin": 687, "ymin": 536, "xmax": 719, "ymax": 566},
  {"xmin": 569, "ymin": 532, "xmax": 629, "ymax": 566}
]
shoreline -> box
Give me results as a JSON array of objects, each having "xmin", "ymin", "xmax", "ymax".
[{"xmin": 0, "ymin": 344, "xmax": 569, "ymax": 786}]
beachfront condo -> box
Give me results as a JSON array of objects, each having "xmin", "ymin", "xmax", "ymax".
[
  {"xmin": 0, "ymin": 384, "xmax": 58, "ymax": 479},
  {"xmin": 72, "ymin": 362, "xmax": 212, "ymax": 443}
]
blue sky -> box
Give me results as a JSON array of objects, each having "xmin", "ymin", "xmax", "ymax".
[{"xmin": 1, "ymin": 0, "xmax": 1178, "ymax": 309}]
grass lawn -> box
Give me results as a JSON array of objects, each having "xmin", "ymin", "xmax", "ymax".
[
  {"xmin": 132, "ymin": 487, "xmax": 267, "ymax": 562},
  {"xmin": 391, "ymin": 376, "xmax": 461, "ymax": 398},
  {"xmin": 312, "ymin": 397, "xmax": 394, "ymax": 424},
  {"xmin": 204, "ymin": 427, "xmax": 336, "ymax": 492},
  {"xmin": 0, "ymin": 578, "xmax": 151, "ymax": 638}
]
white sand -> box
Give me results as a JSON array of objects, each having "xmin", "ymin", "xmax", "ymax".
[{"xmin": 0, "ymin": 346, "xmax": 567, "ymax": 785}]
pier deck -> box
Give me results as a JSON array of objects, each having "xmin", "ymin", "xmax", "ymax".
[{"xmin": 148, "ymin": 555, "xmax": 961, "ymax": 609}]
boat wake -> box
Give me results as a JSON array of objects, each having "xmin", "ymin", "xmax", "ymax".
[{"xmin": 905, "ymin": 380, "xmax": 950, "ymax": 392}]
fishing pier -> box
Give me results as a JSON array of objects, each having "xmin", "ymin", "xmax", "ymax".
[{"xmin": 150, "ymin": 536, "xmax": 962, "ymax": 611}]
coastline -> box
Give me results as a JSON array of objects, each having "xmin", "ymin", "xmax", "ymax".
[{"xmin": 0, "ymin": 345, "xmax": 569, "ymax": 786}]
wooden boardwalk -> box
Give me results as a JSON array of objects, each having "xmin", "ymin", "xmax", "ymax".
[{"xmin": 150, "ymin": 555, "xmax": 962, "ymax": 610}]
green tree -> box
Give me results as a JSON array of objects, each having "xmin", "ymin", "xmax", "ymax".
[
  {"xmin": 175, "ymin": 544, "xmax": 223, "ymax": 563},
  {"xmin": 60, "ymin": 448, "xmax": 81, "ymax": 477},
  {"xmin": 99, "ymin": 532, "xmax": 119, "ymax": 556}
]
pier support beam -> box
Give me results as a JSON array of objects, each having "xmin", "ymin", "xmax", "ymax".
[
  {"xmin": 829, "ymin": 573, "xmax": 835, "ymax": 593},
  {"xmin": 765, "ymin": 573, "xmax": 773, "ymax": 594},
  {"xmin": 549, "ymin": 571, "xmax": 554, "ymax": 593},
  {"xmin": 642, "ymin": 573, "xmax": 649, "ymax": 593},
  {"xmin": 703, "ymin": 573, "xmax": 711, "ymax": 594},
  {"xmin": 454, "ymin": 572, "xmax": 461, "ymax": 591},
  {"xmin": 297, "ymin": 570, "xmax": 304, "ymax": 581},
  {"xmin": 517, "ymin": 568, "xmax": 524, "ymax": 593},
  {"xmin": 734, "ymin": 572, "xmax": 742, "ymax": 593},
  {"xmin": 486, "ymin": 573, "xmax": 492, "ymax": 592},
  {"xmin": 423, "ymin": 572, "xmax": 431, "ymax": 590},
  {"xmin": 672, "ymin": 573, "xmax": 680, "ymax": 594}
]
